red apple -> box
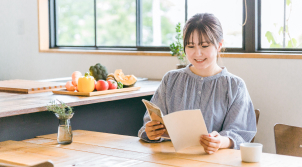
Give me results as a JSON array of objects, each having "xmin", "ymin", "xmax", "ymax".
[
  {"xmin": 107, "ymin": 80, "xmax": 117, "ymax": 89},
  {"xmin": 96, "ymin": 80, "xmax": 109, "ymax": 91}
]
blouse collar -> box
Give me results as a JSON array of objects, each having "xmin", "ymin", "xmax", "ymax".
[{"xmin": 183, "ymin": 64, "xmax": 228, "ymax": 81}]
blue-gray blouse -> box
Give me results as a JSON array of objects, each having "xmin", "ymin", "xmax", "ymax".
[{"xmin": 138, "ymin": 64, "xmax": 257, "ymax": 150}]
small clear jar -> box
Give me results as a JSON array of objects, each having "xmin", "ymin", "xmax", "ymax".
[{"xmin": 55, "ymin": 113, "xmax": 74, "ymax": 144}]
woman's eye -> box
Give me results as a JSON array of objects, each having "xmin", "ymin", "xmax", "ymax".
[
  {"xmin": 202, "ymin": 45, "xmax": 209, "ymax": 48},
  {"xmin": 187, "ymin": 46, "xmax": 194, "ymax": 48}
]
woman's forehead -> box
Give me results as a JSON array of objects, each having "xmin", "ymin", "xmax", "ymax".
[{"xmin": 188, "ymin": 30, "xmax": 209, "ymax": 43}]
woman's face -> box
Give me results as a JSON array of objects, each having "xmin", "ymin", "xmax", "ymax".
[{"xmin": 185, "ymin": 30, "xmax": 222, "ymax": 71}]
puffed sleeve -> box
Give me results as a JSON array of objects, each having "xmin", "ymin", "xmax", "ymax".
[
  {"xmin": 219, "ymin": 80, "xmax": 257, "ymax": 150},
  {"xmin": 137, "ymin": 72, "xmax": 170, "ymax": 143}
]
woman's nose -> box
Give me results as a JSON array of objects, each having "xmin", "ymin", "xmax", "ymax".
[{"xmin": 196, "ymin": 48, "xmax": 202, "ymax": 56}]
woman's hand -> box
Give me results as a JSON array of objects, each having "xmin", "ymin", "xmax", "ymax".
[
  {"xmin": 145, "ymin": 121, "xmax": 166, "ymax": 140},
  {"xmin": 200, "ymin": 131, "xmax": 222, "ymax": 154}
]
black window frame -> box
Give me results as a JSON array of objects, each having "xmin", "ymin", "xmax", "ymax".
[{"xmin": 49, "ymin": 0, "xmax": 301, "ymax": 53}]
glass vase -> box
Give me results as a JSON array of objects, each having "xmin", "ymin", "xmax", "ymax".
[{"xmin": 55, "ymin": 113, "xmax": 74, "ymax": 144}]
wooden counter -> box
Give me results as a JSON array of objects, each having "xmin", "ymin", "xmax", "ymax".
[
  {"xmin": 0, "ymin": 80, "xmax": 160, "ymax": 118},
  {"xmin": 0, "ymin": 80, "xmax": 160, "ymax": 142},
  {"xmin": 1, "ymin": 130, "xmax": 301, "ymax": 167}
]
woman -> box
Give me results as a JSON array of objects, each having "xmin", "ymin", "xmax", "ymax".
[{"xmin": 138, "ymin": 13, "xmax": 257, "ymax": 154}]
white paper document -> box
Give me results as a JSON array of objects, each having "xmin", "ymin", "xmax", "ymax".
[{"xmin": 142, "ymin": 99, "xmax": 208, "ymax": 152}]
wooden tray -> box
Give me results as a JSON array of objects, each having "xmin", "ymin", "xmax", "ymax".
[
  {"xmin": 0, "ymin": 79, "xmax": 65, "ymax": 94},
  {"xmin": 52, "ymin": 87, "xmax": 141, "ymax": 97}
]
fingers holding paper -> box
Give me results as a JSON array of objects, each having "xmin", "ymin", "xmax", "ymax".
[
  {"xmin": 145, "ymin": 121, "xmax": 166, "ymax": 140},
  {"xmin": 200, "ymin": 131, "xmax": 221, "ymax": 154}
]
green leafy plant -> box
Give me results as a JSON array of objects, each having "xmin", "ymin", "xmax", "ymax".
[
  {"xmin": 169, "ymin": 23, "xmax": 188, "ymax": 66},
  {"xmin": 46, "ymin": 99, "xmax": 74, "ymax": 119},
  {"xmin": 265, "ymin": 0, "xmax": 297, "ymax": 48},
  {"xmin": 47, "ymin": 99, "xmax": 74, "ymax": 137}
]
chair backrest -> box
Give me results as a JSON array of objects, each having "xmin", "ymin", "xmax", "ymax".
[
  {"xmin": 274, "ymin": 124, "xmax": 302, "ymax": 157},
  {"xmin": 251, "ymin": 109, "xmax": 260, "ymax": 143},
  {"xmin": 255, "ymin": 109, "xmax": 260, "ymax": 126}
]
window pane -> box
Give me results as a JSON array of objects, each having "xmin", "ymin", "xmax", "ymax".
[
  {"xmin": 56, "ymin": 0, "xmax": 95, "ymax": 46},
  {"xmin": 96, "ymin": 0, "xmax": 136, "ymax": 46},
  {"xmin": 261, "ymin": 0, "xmax": 302, "ymax": 49},
  {"xmin": 141, "ymin": 0, "xmax": 185, "ymax": 46},
  {"xmin": 188, "ymin": 0, "xmax": 243, "ymax": 48}
]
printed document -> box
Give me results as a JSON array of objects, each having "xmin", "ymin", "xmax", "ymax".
[{"xmin": 142, "ymin": 99, "xmax": 208, "ymax": 152}]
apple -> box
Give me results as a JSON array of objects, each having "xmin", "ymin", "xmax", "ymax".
[
  {"xmin": 96, "ymin": 80, "xmax": 109, "ymax": 91},
  {"xmin": 107, "ymin": 80, "xmax": 117, "ymax": 89}
]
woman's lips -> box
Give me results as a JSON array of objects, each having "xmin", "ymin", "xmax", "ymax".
[{"xmin": 195, "ymin": 58, "xmax": 207, "ymax": 63}]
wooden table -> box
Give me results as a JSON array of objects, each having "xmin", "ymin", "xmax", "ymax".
[{"xmin": 1, "ymin": 130, "xmax": 301, "ymax": 167}]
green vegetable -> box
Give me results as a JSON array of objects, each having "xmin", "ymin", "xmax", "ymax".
[
  {"xmin": 84, "ymin": 72, "xmax": 90, "ymax": 77},
  {"xmin": 89, "ymin": 63, "xmax": 108, "ymax": 81},
  {"xmin": 117, "ymin": 81, "xmax": 123, "ymax": 89}
]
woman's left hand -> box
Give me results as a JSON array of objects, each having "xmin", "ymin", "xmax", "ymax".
[{"xmin": 199, "ymin": 131, "xmax": 221, "ymax": 154}]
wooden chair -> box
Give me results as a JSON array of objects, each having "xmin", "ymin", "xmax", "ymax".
[
  {"xmin": 251, "ymin": 109, "xmax": 260, "ymax": 143},
  {"xmin": 274, "ymin": 124, "xmax": 302, "ymax": 157}
]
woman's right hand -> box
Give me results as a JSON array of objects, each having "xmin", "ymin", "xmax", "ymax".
[{"xmin": 145, "ymin": 121, "xmax": 166, "ymax": 140}]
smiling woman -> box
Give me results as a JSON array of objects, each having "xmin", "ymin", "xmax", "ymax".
[
  {"xmin": 138, "ymin": 13, "xmax": 257, "ymax": 154},
  {"xmin": 183, "ymin": 13, "xmax": 224, "ymax": 77},
  {"xmin": 185, "ymin": 31, "xmax": 223, "ymax": 77}
]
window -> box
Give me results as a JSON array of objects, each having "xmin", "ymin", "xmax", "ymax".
[
  {"xmin": 49, "ymin": 0, "xmax": 245, "ymax": 52},
  {"xmin": 96, "ymin": 0, "xmax": 136, "ymax": 46},
  {"xmin": 140, "ymin": 0, "xmax": 185, "ymax": 47},
  {"xmin": 56, "ymin": 0, "xmax": 95, "ymax": 46},
  {"xmin": 260, "ymin": 0, "xmax": 302, "ymax": 51},
  {"xmin": 51, "ymin": 0, "xmax": 186, "ymax": 51},
  {"xmin": 49, "ymin": 0, "xmax": 302, "ymax": 53},
  {"xmin": 188, "ymin": 0, "xmax": 243, "ymax": 48}
]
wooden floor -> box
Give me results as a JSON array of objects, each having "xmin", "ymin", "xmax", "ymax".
[{"xmin": 1, "ymin": 130, "xmax": 302, "ymax": 167}]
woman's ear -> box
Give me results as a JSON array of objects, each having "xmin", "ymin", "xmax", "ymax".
[{"xmin": 218, "ymin": 39, "xmax": 224, "ymax": 51}]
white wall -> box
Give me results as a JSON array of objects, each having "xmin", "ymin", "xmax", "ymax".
[
  {"xmin": 1, "ymin": 0, "xmax": 302, "ymax": 154},
  {"xmin": 222, "ymin": 58, "xmax": 302, "ymax": 153}
]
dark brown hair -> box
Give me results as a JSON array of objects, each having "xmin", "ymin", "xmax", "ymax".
[{"xmin": 183, "ymin": 13, "xmax": 223, "ymax": 53}]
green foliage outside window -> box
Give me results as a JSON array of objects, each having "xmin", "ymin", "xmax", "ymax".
[
  {"xmin": 96, "ymin": 0, "xmax": 136, "ymax": 46},
  {"xmin": 56, "ymin": 0, "xmax": 177, "ymax": 47},
  {"xmin": 57, "ymin": 0, "xmax": 95, "ymax": 46},
  {"xmin": 265, "ymin": 0, "xmax": 297, "ymax": 48},
  {"xmin": 141, "ymin": 0, "xmax": 179, "ymax": 46}
]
